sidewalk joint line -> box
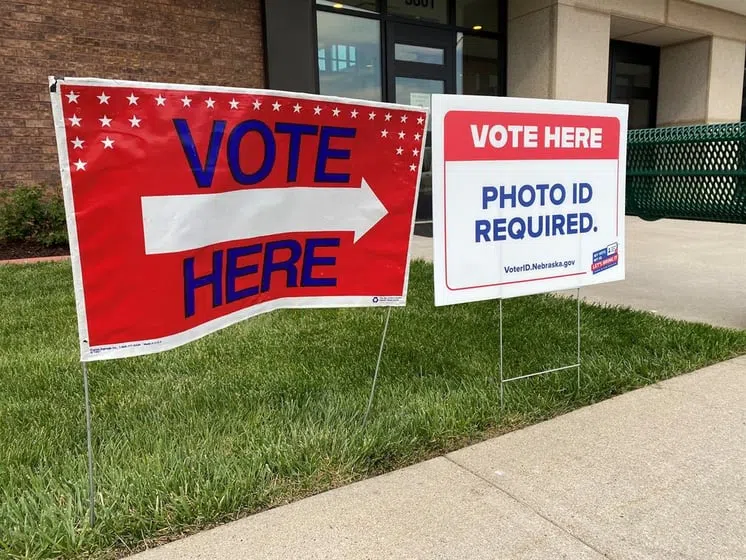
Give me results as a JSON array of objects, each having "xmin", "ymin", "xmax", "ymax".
[{"xmin": 443, "ymin": 455, "xmax": 612, "ymax": 559}]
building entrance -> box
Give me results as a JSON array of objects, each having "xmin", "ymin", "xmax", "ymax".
[{"xmin": 387, "ymin": 22, "xmax": 454, "ymax": 225}]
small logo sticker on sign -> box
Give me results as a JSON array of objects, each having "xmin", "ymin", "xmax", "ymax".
[{"xmin": 591, "ymin": 243, "xmax": 619, "ymax": 274}]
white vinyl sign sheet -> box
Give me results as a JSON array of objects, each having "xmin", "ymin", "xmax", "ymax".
[{"xmin": 431, "ymin": 95, "xmax": 628, "ymax": 306}]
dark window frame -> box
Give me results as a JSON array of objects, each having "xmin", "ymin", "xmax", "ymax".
[
  {"xmin": 608, "ymin": 39, "xmax": 660, "ymax": 129},
  {"xmin": 315, "ymin": 0, "xmax": 507, "ymax": 102},
  {"xmin": 385, "ymin": 21, "xmax": 456, "ymax": 101}
]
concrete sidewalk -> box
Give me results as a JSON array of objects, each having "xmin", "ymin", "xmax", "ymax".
[
  {"xmin": 410, "ymin": 217, "xmax": 746, "ymax": 330},
  {"xmin": 131, "ymin": 356, "xmax": 746, "ymax": 560}
]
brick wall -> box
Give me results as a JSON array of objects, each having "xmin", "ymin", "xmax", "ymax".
[{"xmin": 1, "ymin": 0, "xmax": 265, "ymax": 189}]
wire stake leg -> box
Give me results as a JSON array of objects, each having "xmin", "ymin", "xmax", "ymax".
[
  {"xmin": 362, "ymin": 306, "xmax": 393, "ymax": 426},
  {"xmin": 82, "ymin": 361, "xmax": 96, "ymax": 527}
]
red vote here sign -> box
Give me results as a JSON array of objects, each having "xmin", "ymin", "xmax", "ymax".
[{"xmin": 50, "ymin": 77, "xmax": 428, "ymax": 361}]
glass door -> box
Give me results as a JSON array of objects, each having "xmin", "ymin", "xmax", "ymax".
[
  {"xmin": 386, "ymin": 22, "xmax": 455, "ymax": 228},
  {"xmin": 608, "ymin": 40, "xmax": 660, "ymax": 129}
]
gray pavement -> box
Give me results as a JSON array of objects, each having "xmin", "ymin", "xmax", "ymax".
[
  {"xmin": 411, "ymin": 217, "xmax": 746, "ymax": 330},
  {"xmin": 131, "ymin": 356, "xmax": 746, "ymax": 560},
  {"xmin": 449, "ymin": 357, "xmax": 746, "ymax": 560}
]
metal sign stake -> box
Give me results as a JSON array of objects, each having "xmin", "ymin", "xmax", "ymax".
[
  {"xmin": 499, "ymin": 297, "xmax": 504, "ymax": 409},
  {"xmin": 577, "ymin": 287, "xmax": 582, "ymax": 392},
  {"xmin": 81, "ymin": 361, "xmax": 96, "ymax": 527},
  {"xmin": 499, "ymin": 289, "xmax": 582, "ymax": 409},
  {"xmin": 362, "ymin": 306, "xmax": 393, "ymax": 426}
]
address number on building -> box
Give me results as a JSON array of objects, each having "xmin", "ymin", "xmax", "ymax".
[{"xmin": 405, "ymin": 0, "xmax": 437, "ymax": 8}]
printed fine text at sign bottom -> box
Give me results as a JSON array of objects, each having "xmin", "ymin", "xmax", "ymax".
[{"xmin": 504, "ymin": 259, "xmax": 576, "ymax": 274}]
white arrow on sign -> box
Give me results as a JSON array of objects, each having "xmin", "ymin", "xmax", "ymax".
[{"xmin": 140, "ymin": 178, "xmax": 388, "ymax": 255}]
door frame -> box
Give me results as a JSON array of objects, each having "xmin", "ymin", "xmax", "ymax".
[
  {"xmin": 608, "ymin": 40, "xmax": 660, "ymax": 128},
  {"xmin": 384, "ymin": 21, "xmax": 456, "ymax": 103}
]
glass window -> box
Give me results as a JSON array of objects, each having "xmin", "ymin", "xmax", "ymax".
[
  {"xmin": 316, "ymin": 0, "xmax": 379, "ymax": 13},
  {"xmin": 628, "ymin": 99, "xmax": 651, "ymax": 129},
  {"xmin": 395, "ymin": 77, "xmax": 444, "ymax": 129},
  {"xmin": 395, "ymin": 77, "xmax": 444, "ymax": 105},
  {"xmin": 317, "ymin": 11, "xmax": 382, "ymax": 101},
  {"xmin": 608, "ymin": 41, "xmax": 659, "ymax": 129},
  {"xmin": 615, "ymin": 62, "xmax": 651, "ymax": 88},
  {"xmin": 330, "ymin": 44, "xmax": 357, "ymax": 71},
  {"xmin": 456, "ymin": 0, "xmax": 500, "ymax": 32},
  {"xmin": 457, "ymin": 34, "xmax": 500, "ymax": 96},
  {"xmin": 395, "ymin": 43, "xmax": 444, "ymax": 65},
  {"xmin": 387, "ymin": 0, "xmax": 447, "ymax": 24}
]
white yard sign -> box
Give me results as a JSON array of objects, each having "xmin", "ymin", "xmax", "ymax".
[{"xmin": 431, "ymin": 95, "xmax": 628, "ymax": 306}]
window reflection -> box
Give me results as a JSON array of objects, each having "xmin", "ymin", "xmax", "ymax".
[
  {"xmin": 317, "ymin": 11, "xmax": 382, "ymax": 101},
  {"xmin": 456, "ymin": 0, "xmax": 500, "ymax": 32},
  {"xmin": 457, "ymin": 34, "xmax": 499, "ymax": 95},
  {"xmin": 608, "ymin": 41, "xmax": 658, "ymax": 129},
  {"xmin": 395, "ymin": 76, "xmax": 444, "ymax": 126},
  {"xmin": 316, "ymin": 0, "xmax": 379, "ymax": 14},
  {"xmin": 615, "ymin": 62, "xmax": 651, "ymax": 88},
  {"xmin": 616, "ymin": 98, "xmax": 651, "ymax": 129},
  {"xmin": 395, "ymin": 43, "xmax": 444, "ymax": 65}
]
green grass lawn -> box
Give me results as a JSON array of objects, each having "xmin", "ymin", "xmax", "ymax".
[{"xmin": 1, "ymin": 260, "xmax": 745, "ymax": 559}]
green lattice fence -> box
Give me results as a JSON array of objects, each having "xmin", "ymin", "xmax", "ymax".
[{"xmin": 626, "ymin": 122, "xmax": 746, "ymax": 223}]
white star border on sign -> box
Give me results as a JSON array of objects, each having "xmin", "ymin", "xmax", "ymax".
[
  {"xmin": 61, "ymin": 91, "xmax": 428, "ymax": 170},
  {"xmin": 365, "ymin": 108, "xmax": 427, "ymax": 169},
  {"xmin": 234, "ymin": 99, "xmax": 429, "ymax": 127},
  {"xmin": 220, "ymin": 99, "xmax": 427, "ymax": 170}
]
